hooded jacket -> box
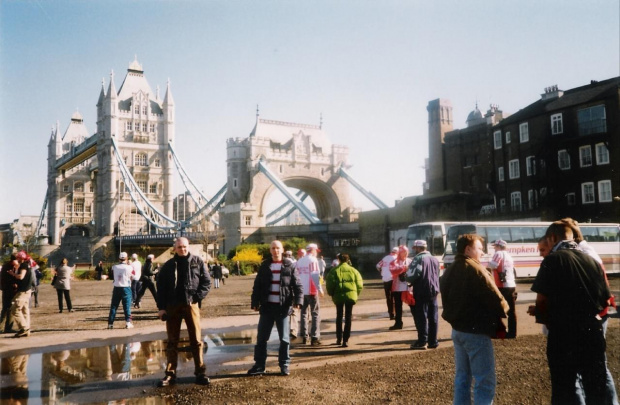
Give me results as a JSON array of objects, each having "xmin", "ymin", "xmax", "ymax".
[{"xmin": 326, "ymin": 262, "xmax": 364, "ymax": 305}]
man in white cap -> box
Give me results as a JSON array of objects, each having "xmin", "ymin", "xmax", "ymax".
[
  {"xmin": 406, "ymin": 240, "xmax": 440, "ymax": 349},
  {"xmin": 296, "ymin": 243, "xmax": 323, "ymax": 345},
  {"xmin": 108, "ymin": 252, "xmax": 135, "ymax": 329},
  {"xmin": 488, "ymin": 239, "xmax": 517, "ymax": 338},
  {"xmin": 130, "ymin": 253, "xmax": 142, "ymax": 308},
  {"xmin": 376, "ymin": 247, "xmax": 398, "ymax": 320}
]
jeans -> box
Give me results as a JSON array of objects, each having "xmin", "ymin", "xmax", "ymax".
[
  {"xmin": 500, "ymin": 288, "xmax": 517, "ymax": 338},
  {"xmin": 383, "ymin": 280, "xmax": 394, "ymax": 317},
  {"xmin": 413, "ymin": 297, "xmax": 439, "ymax": 345},
  {"xmin": 335, "ymin": 301, "xmax": 354, "ymax": 343},
  {"xmin": 56, "ymin": 289, "xmax": 73, "ymax": 311},
  {"xmin": 452, "ymin": 329, "xmax": 496, "ymax": 405},
  {"xmin": 10, "ymin": 291, "xmax": 32, "ymax": 332},
  {"xmin": 254, "ymin": 303, "xmax": 291, "ymax": 368},
  {"xmin": 108, "ymin": 287, "xmax": 132, "ymax": 324},
  {"xmin": 300, "ymin": 295, "xmax": 321, "ymax": 339},
  {"xmin": 164, "ymin": 302, "xmax": 206, "ymax": 377}
]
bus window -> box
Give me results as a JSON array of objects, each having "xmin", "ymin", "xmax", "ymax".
[
  {"xmin": 580, "ymin": 226, "xmax": 600, "ymax": 242},
  {"xmin": 483, "ymin": 226, "xmax": 510, "ymax": 245},
  {"xmin": 406, "ymin": 225, "xmax": 433, "ymax": 252},
  {"xmin": 598, "ymin": 226, "xmax": 620, "ymax": 242},
  {"xmin": 510, "ymin": 226, "xmax": 536, "ymax": 243},
  {"xmin": 432, "ymin": 225, "xmax": 445, "ymax": 256},
  {"xmin": 533, "ymin": 226, "xmax": 546, "ymax": 240},
  {"xmin": 445, "ymin": 224, "xmax": 476, "ymax": 255}
]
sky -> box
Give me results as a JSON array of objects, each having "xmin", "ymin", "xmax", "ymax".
[{"xmin": 0, "ymin": 0, "xmax": 618, "ymax": 224}]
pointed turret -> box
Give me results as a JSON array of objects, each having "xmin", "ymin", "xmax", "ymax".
[
  {"xmin": 97, "ymin": 78, "xmax": 106, "ymax": 107},
  {"xmin": 163, "ymin": 78, "xmax": 174, "ymax": 106},
  {"xmin": 106, "ymin": 70, "xmax": 117, "ymax": 100}
]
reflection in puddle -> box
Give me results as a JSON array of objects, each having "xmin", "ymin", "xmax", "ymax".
[{"xmin": 1, "ymin": 328, "xmax": 260, "ymax": 404}]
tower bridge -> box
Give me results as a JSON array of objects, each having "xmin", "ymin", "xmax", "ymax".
[{"xmin": 42, "ymin": 59, "xmax": 387, "ymax": 262}]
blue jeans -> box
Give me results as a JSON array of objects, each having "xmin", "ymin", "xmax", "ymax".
[
  {"xmin": 452, "ymin": 329, "xmax": 496, "ymax": 405},
  {"xmin": 254, "ymin": 303, "xmax": 291, "ymax": 368},
  {"xmin": 108, "ymin": 287, "xmax": 132, "ymax": 324},
  {"xmin": 413, "ymin": 297, "xmax": 439, "ymax": 345},
  {"xmin": 300, "ymin": 295, "xmax": 321, "ymax": 339}
]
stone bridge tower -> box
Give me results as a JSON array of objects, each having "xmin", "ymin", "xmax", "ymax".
[{"xmin": 220, "ymin": 117, "xmax": 355, "ymax": 252}]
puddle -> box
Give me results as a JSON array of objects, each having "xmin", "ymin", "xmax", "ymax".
[{"xmin": 0, "ymin": 328, "xmax": 271, "ymax": 404}]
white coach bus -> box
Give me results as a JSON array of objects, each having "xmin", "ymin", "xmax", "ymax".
[
  {"xmin": 405, "ymin": 222, "xmax": 458, "ymax": 268},
  {"xmin": 442, "ymin": 221, "xmax": 620, "ymax": 278}
]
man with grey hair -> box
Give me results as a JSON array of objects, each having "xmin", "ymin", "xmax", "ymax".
[{"xmin": 157, "ymin": 237, "xmax": 211, "ymax": 386}]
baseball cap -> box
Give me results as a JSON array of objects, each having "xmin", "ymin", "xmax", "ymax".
[
  {"xmin": 147, "ymin": 254, "xmax": 154, "ymax": 260},
  {"xmin": 306, "ymin": 243, "xmax": 320, "ymax": 252},
  {"xmin": 131, "ymin": 253, "xmax": 138, "ymax": 259},
  {"xmin": 391, "ymin": 247, "xmax": 399, "ymax": 253},
  {"xmin": 493, "ymin": 239, "xmax": 507, "ymax": 248},
  {"xmin": 119, "ymin": 252, "xmax": 128, "ymax": 260},
  {"xmin": 413, "ymin": 240, "xmax": 427, "ymax": 248}
]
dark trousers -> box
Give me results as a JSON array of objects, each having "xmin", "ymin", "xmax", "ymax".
[
  {"xmin": 391, "ymin": 290, "xmax": 403, "ymax": 324},
  {"xmin": 547, "ymin": 324, "xmax": 608, "ymax": 404},
  {"xmin": 335, "ymin": 301, "xmax": 354, "ymax": 343},
  {"xmin": 500, "ymin": 287, "xmax": 517, "ymax": 338},
  {"xmin": 1, "ymin": 290, "xmax": 15, "ymax": 332},
  {"xmin": 383, "ymin": 281, "xmax": 394, "ymax": 317},
  {"xmin": 412, "ymin": 297, "xmax": 439, "ymax": 345},
  {"xmin": 56, "ymin": 289, "xmax": 73, "ymax": 311},
  {"xmin": 131, "ymin": 280, "xmax": 141, "ymax": 303},
  {"xmin": 136, "ymin": 277, "xmax": 157, "ymax": 303}
]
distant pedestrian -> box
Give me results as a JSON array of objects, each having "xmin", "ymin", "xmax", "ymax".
[
  {"xmin": 248, "ymin": 240, "xmax": 303, "ymax": 376},
  {"xmin": 440, "ymin": 234, "xmax": 509, "ymax": 404},
  {"xmin": 130, "ymin": 254, "xmax": 142, "ymax": 308},
  {"xmin": 406, "ymin": 240, "xmax": 440, "ymax": 350},
  {"xmin": 95, "ymin": 261, "xmax": 104, "ymax": 280},
  {"xmin": 156, "ymin": 237, "xmax": 211, "ymax": 387},
  {"xmin": 388, "ymin": 245, "xmax": 411, "ymax": 330},
  {"xmin": 317, "ymin": 255, "xmax": 326, "ymax": 278},
  {"xmin": 136, "ymin": 254, "xmax": 158, "ymax": 306},
  {"xmin": 212, "ymin": 261, "xmax": 223, "ymax": 289},
  {"xmin": 32, "ymin": 263, "xmax": 43, "ymax": 308},
  {"xmin": 297, "ymin": 243, "xmax": 324, "ymax": 345},
  {"xmin": 326, "ymin": 253, "xmax": 363, "ymax": 348},
  {"xmin": 9, "ymin": 251, "xmax": 35, "ymax": 338},
  {"xmin": 107, "ymin": 252, "xmax": 134, "ymax": 329},
  {"xmin": 235, "ymin": 261, "xmax": 241, "ymax": 276},
  {"xmin": 376, "ymin": 246, "xmax": 398, "ymax": 320},
  {"xmin": 488, "ymin": 239, "xmax": 517, "ymax": 339},
  {"xmin": 54, "ymin": 258, "xmax": 74, "ymax": 313},
  {"xmin": 1, "ymin": 255, "xmax": 18, "ymax": 333}
]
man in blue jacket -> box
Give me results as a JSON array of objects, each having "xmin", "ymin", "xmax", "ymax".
[
  {"xmin": 156, "ymin": 237, "xmax": 211, "ymax": 387},
  {"xmin": 248, "ymin": 240, "xmax": 303, "ymax": 376}
]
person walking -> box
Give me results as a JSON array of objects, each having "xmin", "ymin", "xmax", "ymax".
[
  {"xmin": 212, "ymin": 261, "xmax": 223, "ymax": 289},
  {"xmin": 32, "ymin": 263, "xmax": 43, "ymax": 308},
  {"xmin": 248, "ymin": 240, "xmax": 303, "ymax": 376},
  {"xmin": 54, "ymin": 258, "xmax": 74, "ymax": 313},
  {"xmin": 9, "ymin": 251, "xmax": 34, "ymax": 338},
  {"xmin": 376, "ymin": 247, "xmax": 398, "ymax": 320},
  {"xmin": 95, "ymin": 261, "xmax": 104, "ymax": 280},
  {"xmin": 296, "ymin": 243, "xmax": 324, "ymax": 345},
  {"xmin": 406, "ymin": 240, "xmax": 440, "ymax": 350},
  {"xmin": 440, "ymin": 234, "xmax": 509, "ymax": 405},
  {"xmin": 488, "ymin": 239, "xmax": 517, "ymax": 339},
  {"xmin": 156, "ymin": 237, "xmax": 211, "ymax": 387},
  {"xmin": 130, "ymin": 254, "xmax": 142, "ymax": 308},
  {"xmin": 136, "ymin": 254, "xmax": 158, "ymax": 306},
  {"xmin": 107, "ymin": 252, "xmax": 135, "ymax": 330},
  {"xmin": 326, "ymin": 253, "xmax": 363, "ymax": 348},
  {"xmin": 1, "ymin": 255, "xmax": 18, "ymax": 333},
  {"xmin": 388, "ymin": 245, "xmax": 412, "ymax": 330}
]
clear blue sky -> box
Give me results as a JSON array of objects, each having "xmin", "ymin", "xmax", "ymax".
[{"xmin": 1, "ymin": 0, "xmax": 618, "ymax": 223}]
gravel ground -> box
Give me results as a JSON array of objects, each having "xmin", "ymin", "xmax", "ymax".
[{"xmin": 2, "ymin": 274, "xmax": 619, "ymax": 404}]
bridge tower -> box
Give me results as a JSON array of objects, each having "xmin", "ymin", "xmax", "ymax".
[
  {"xmin": 46, "ymin": 58, "xmax": 175, "ymax": 246},
  {"xmin": 220, "ymin": 116, "xmax": 356, "ymax": 252}
]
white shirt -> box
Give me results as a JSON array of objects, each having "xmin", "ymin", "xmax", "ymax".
[
  {"xmin": 131, "ymin": 260, "xmax": 141, "ymax": 280},
  {"xmin": 376, "ymin": 254, "xmax": 396, "ymax": 282},
  {"xmin": 112, "ymin": 263, "xmax": 134, "ymax": 287},
  {"xmin": 489, "ymin": 250, "xmax": 516, "ymax": 288},
  {"xmin": 296, "ymin": 255, "xmax": 322, "ymax": 295}
]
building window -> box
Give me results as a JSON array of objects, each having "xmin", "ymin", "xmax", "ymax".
[
  {"xmin": 551, "ymin": 113, "xmax": 563, "ymax": 135},
  {"xmin": 155, "ymin": 159, "xmax": 161, "ymax": 168},
  {"xmin": 498, "ymin": 167, "xmax": 504, "ymax": 182},
  {"xmin": 528, "ymin": 189, "xmax": 538, "ymax": 209},
  {"xmin": 558, "ymin": 150, "xmax": 571, "ymax": 170},
  {"xmin": 134, "ymin": 104, "xmax": 139, "ymax": 114},
  {"xmin": 63, "ymin": 184, "xmax": 69, "ymax": 193},
  {"xmin": 596, "ymin": 143, "xmax": 610, "ymax": 165},
  {"xmin": 137, "ymin": 181, "xmax": 147, "ymax": 193},
  {"xmin": 493, "ymin": 131, "xmax": 502, "ymax": 149},
  {"xmin": 89, "ymin": 183, "xmax": 94, "ymax": 192},
  {"xmin": 598, "ymin": 180, "xmax": 612, "ymax": 202},
  {"xmin": 142, "ymin": 123, "xmax": 147, "ymax": 132},
  {"xmin": 135, "ymin": 153, "xmax": 148, "ymax": 167},
  {"xmin": 509, "ymin": 159, "xmax": 520, "ymax": 179},
  {"xmin": 505, "ymin": 131, "xmax": 511, "ymax": 144},
  {"xmin": 526, "ymin": 156, "xmax": 536, "ymax": 176},
  {"xmin": 150, "ymin": 123, "xmax": 155, "ymax": 133},
  {"xmin": 233, "ymin": 178, "xmax": 238, "ymax": 188},
  {"xmin": 74, "ymin": 201, "xmax": 84, "ymax": 213},
  {"xmin": 579, "ymin": 145, "xmax": 592, "ymax": 167},
  {"xmin": 65, "ymin": 202, "xmax": 72, "ymax": 212},
  {"xmin": 142, "ymin": 106, "xmax": 147, "ymax": 115},
  {"xmin": 150, "ymin": 184, "xmax": 157, "ymax": 194},
  {"xmin": 578, "ymin": 105, "xmax": 606, "ymax": 136},
  {"xmin": 86, "ymin": 204, "xmax": 92, "ymax": 213},
  {"xmin": 74, "ymin": 182, "xmax": 84, "ymax": 192},
  {"xmin": 510, "ymin": 192, "xmax": 522, "ymax": 212},
  {"xmin": 245, "ymin": 216, "xmax": 252, "ymax": 226},
  {"xmin": 566, "ymin": 193, "xmax": 576, "ymax": 206},
  {"xmin": 499, "ymin": 198, "xmax": 506, "ymax": 212},
  {"xmin": 519, "ymin": 122, "xmax": 529, "ymax": 143},
  {"xmin": 126, "ymin": 122, "xmax": 132, "ymax": 131},
  {"xmin": 581, "ymin": 182, "xmax": 595, "ymax": 204}
]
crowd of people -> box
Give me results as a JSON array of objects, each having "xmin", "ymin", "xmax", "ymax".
[{"xmin": 1, "ymin": 218, "xmax": 617, "ymax": 403}]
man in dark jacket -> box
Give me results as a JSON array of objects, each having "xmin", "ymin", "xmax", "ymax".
[
  {"xmin": 248, "ymin": 240, "xmax": 303, "ymax": 377},
  {"xmin": 406, "ymin": 240, "xmax": 440, "ymax": 350},
  {"xmin": 136, "ymin": 254, "xmax": 157, "ymax": 307},
  {"xmin": 440, "ymin": 234, "xmax": 508, "ymax": 404},
  {"xmin": 156, "ymin": 237, "xmax": 211, "ymax": 386}
]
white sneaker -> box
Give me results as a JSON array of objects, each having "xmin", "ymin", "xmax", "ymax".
[{"xmin": 125, "ymin": 322, "xmax": 134, "ymax": 329}]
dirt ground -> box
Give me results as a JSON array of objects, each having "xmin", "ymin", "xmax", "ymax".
[{"xmin": 1, "ymin": 274, "xmax": 619, "ymax": 404}]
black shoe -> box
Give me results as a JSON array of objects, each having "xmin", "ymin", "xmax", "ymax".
[
  {"xmin": 59, "ymin": 310, "xmax": 63, "ymax": 313},
  {"xmin": 336, "ymin": 339, "xmax": 342, "ymax": 346},
  {"xmin": 68, "ymin": 309, "xmax": 75, "ymax": 313},
  {"xmin": 410, "ymin": 341, "xmax": 428, "ymax": 350},
  {"xmin": 311, "ymin": 338, "xmax": 322, "ymax": 346},
  {"xmin": 280, "ymin": 366, "xmax": 290, "ymax": 376},
  {"xmin": 195, "ymin": 374, "xmax": 210, "ymax": 385},
  {"xmin": 389, "ymin": 314, "xmax": 395, "ymax": 320},
  {"xmin": 14, "ymin": 329, "xmax": 30, "ymax": 338},
  {"xmin": 342, "ymin": 342, "xmax": 348, "ymax": 348},
  {"xmin": 428, "ymin": 343, "xmax": 439, "ymax": 349},
  {"xmin": 158, "ymin": 375, "xmax": 176, "ymax": 387},
  {"xmin": 302, "ymin": 338, "xmax": 308, "ymax": 345},
  {"xmin": 389, "ymin": 323, "xmax": 403, "ymax": 330},
  {"xmin": 247, "ymin": 365, "xmax": 265, "ymax": 376}
]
